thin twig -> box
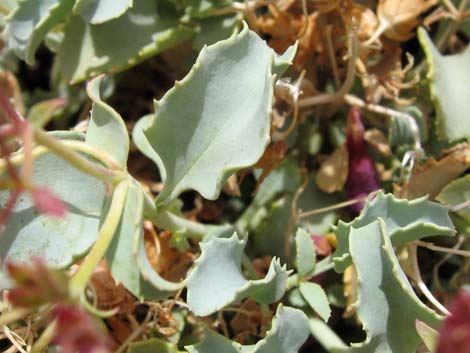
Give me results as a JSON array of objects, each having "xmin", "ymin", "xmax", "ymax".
[
  {"xmin": 325, "ymin": 25, "xmax": 340, "ymax": 88},
  {"xmin": 298, "ymin": 189, "xmax": 381, "ymax": 219},
  {"xmin": 115, "ymin": 310, "xmax": 153, "ymax": 353},
  {"xmin": 408, "ymin": 244, "xmax": 451, "ymax": 316},
  {"xmin": 417, "ymin": 240, "xmax": 470, "ymax": 257},
  {"xmin": 298, "ymin": 21, "xmax": 359, "ymax": 108},
  {"xmin": 284, "ymin": 171, "xmax": 309, "ymax": 257},
  {"xmin": 432, "ymin": 236, "xmax": 465, "ymax": 293}
]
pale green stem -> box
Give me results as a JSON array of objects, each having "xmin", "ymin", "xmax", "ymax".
[
  {"xmin": 0, "ymin": 308, "xmax": 31, "ymax": 326},
  {"xmin": 33, "ymin": 129, "xmax": 125, "ymax": 185},
  {"xmin": 309, "ymin": 318, "xmax": 348, "ymax": 352},
  {"xmin": 148, "ymin": 208, "xmax": 215, "ymax": 240},
  {"xmin": 0, "ymin": 140, "xmax": 119, "ymax": 173},
  {"xmin": 286, "ymin": 256, "xmax": 334, "ymax": 291},
  {"xmin": 30, "ymin": 320, "xmax": 57, "ymax": 353},
  {"xmin": 69, "ymin": 181, "xmax": 129, "ymax": 298}
]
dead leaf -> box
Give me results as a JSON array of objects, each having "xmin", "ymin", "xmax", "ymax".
[
  {"xmin": 351, "ymin": 3, "xmax": 379, "ymax": 41},
  {"xmin": 231, "ymin": 299, "xmax": 263, "ymax": 344},
  {"xmin": 223, "ymin": 174, "xmax": 241, "ymax": 197},
  {"xmin": 316, "ymin": 144, "xmax": 349, "ymax": 193},
  {"xmin": 249, "ymin": 140, "xmax": 288, "ymax": 193},
  {"xmin": 401, "ymin": 143, "xmax": 470, "ymax": 199},
  {"xmin": 364, "ymin": 128, "xmax": 391, "ymax": 156},
  {"xmin": 343, "ymin": 265, "xmax": 358, "ymax": 319},
  {"xmin": 377, "ymin": 0, "xmax": 438, "ymax": 41},
  {"xmin": 90, "ymin": 262, "xmax": 135, "ymax": 314},
  {"xmin": 145, "ymin": 225, "xmax": 195, "ymax": 282},
  {"xmin": 257, "ymin": 5, "xmax": 319, "ymax": 70}
]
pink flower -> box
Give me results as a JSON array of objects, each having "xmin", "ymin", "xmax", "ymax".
[
  {"xmin": 310, "ymin": 234, "xmax": 332, "ymax": 256},
  {"xmin": 345, "ymin": 108, "xmax": 380, "ymax": 213},
  {"xmin": 6, "ymin": 258, "xmax": 68, "ymax": 308},
  {"xmin": 30, "ymin": 186, "xmax": 68, "ymax": 218},
  {"xmin": 436, "ymin": 291, "xmax": 470, "ymax": 353},
  {"xmin": 52, "ymin": 305, "xmax": 111, "ymax": 353}
]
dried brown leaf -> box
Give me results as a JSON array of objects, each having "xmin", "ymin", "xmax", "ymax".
[
  {"xmin": 252, "ymin": 140, "xmax": 288, "ymax": 192},
  {"xmin": 364, "ymin": 128, "xmax": 391, "ymax": 156},
  {"xmin": 343, "ymin": 265, "xmax": 358, "ymax": 319},
  {"xmin": 316, "ymin": 144, "xmax": 349, "ymax": 193},
  {"xmin": 231, "ymin": 299, "xmax": 263, "ymax": 344},
  {"xmin": 223, "ymin": 174, "xmax": 241, "ymax": 197},
  {"xmin": 402, "ymin": 143, "xmax": 470, "ymax": 199},
  {"xmin": 377, "ymin": 0, "xmax": 438, "ymax": 41}
]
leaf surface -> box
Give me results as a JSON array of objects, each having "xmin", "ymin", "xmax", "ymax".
[
  {"xmin": 85, "ymin": 75, "xmax": 129, "ymax": 167},
  {"xmin": 58, "ymin": 0, "xmax": 195, "ymax": 83},
  {"xmin": 299, "ymin": 282, "xmax": 331, "ymax": 322},
  {"xmin": 0, "ymin": 152, "xmax": 105, "ymax": 289},
  {"xmin": 138, "ymin": 24, "xmax": 295, "ymax": 207},
  {"xmin": 295, "ymin": 228, "xmax": 316, "ymax": 278},
  {"xmin": 5, "ymin": 0, "xmax": 74, "ymax": 64},
  {"xmin": 437, "ymin": 175, "xmax": 470, "ymax": 220},
  {"xmin": 349, "ymin": 219, "xmax": 442, "ymax": 353},
  {"xmin": 73, "ymin": 0, "xmax": 133, "ymax": 24},
  {"xmin": 333, "ymin": 192, "xmax": 455, "ymax": 272},
  {"xmin": 105, "ymin": 179, "xmax": 179, "ymax": 301},
  {"xmin": 186, "ymin": 233, "xmax": 289, "ymax": 316},
  {"xmin": 186, "ymin": 305, "xmax": 310, "ymax": 353},
  {"xmin": 418, "ymin": 28, "xmax": 470, "ymax": 141},
  {"xmin": 127, "ymin": 338, "xmax": 179, "ymax": 353}
]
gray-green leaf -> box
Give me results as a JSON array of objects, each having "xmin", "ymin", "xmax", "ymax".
[
  {"xmin": 58, "ymin": 0, "xmax": 195, "ymax": 83},
  {"xmin": 436, "ymin": 174, "xmax": 470, "ymax": 220},
  {"xmin": 5, "ymin": 0, "xmax": 74, "ymax": 65},
  {"xmin": 85, "ymin": 75, "xmax": 129, "ymax": 167},
  {"xmin": 299, "ymin": 282, "xmax": 331, "ymax": 322},
  {"xmin": 333, "ymin": 192, "xmax": 455, "ymax": 272},
  {"xmin": 295, "ymin": 228, "xmax": 316, "ymax": 278},
  {"xmin": 418, "ymin": 27, "xmax": 470, "ymax": 141},
  {"xmin": 105, "ymin": 179, "xmax": 178, "ymax": 301},
  {"xmin": 186, "ymin": 305, "xmax": 310, "ymax": 353},
  {"xmin": 137, "ymin": 23, "xmax": 295, "ymax": 207},
  {"xmin": 0, "ymin": 152, "xmax": 105, "ymax": 289},
  {"xmin": 73, "ymin": 0, "xmax": 133, "ymax": 24},
  {"xmin": 349, "ymin": 219, "xmax": 442, "ymax": 353},
  {"xmin": 186, "ymin": 233, "xmax": 289, "ymax": 316}
]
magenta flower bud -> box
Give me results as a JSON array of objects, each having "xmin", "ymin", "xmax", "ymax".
[
  {"xmin": 345, "ymin": 108, "xmax": 380, "ymax": 213},
  {"xmin": 436, "ymin": 291, "xmax": 470, "ymax": 353}
]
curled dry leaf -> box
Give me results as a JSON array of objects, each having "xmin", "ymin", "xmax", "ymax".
[
  {"xmin": 90, "ymin": 263, "xmax": 135, "ymax": 314},
  {"xmin": 223, "ymin": 174, "xmax": 241, "ymax": 197},
  {"xmin": 364, "ymin": 128, "xmax": 391, "ymax": 156},
  {"xmin": 377, "ymin": 0, "xmax": 438, "ymax": 41},
  {"xmin": 401, "ymin": 143, "xmax": 470, "ymax": 199},
  {"xmin": 252, "ymin": 140, "xmax": 288, "ymax": 192},
  {"xmin": 351, "ymin": 3, "xmax": 379, "ymax": 42},
  {"xmin": 316, "ymin": 144, "xmax": 349, "ymax": 193},
  {"xmin": 146, "ymin": 228, "xmax": 195, "ymax": 283},
  {"xmin": 257, "ymin": 5, "xmax": 318, "ymax": 70},
  {"xmin": 231, "ymin": 299, "xmax": 264, "ymax": 344}
]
